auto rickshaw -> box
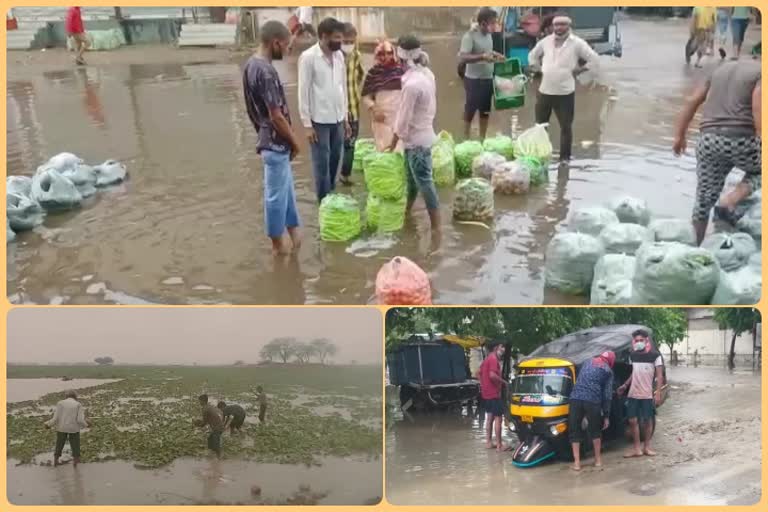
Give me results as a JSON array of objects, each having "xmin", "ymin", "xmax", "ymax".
[{"xmin": 508, "ymin": 325, "xmax": 668, "ymax": 467}]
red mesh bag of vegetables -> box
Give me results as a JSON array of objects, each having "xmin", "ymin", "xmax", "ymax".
[{"xmin": 375, "ymin": 256, "xmax": 432, "ymax": 305}]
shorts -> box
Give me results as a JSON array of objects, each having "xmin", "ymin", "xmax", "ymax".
[
  {"xmin": 626, "ymin": 398, "xmax": 655, "ymax": 422},
  {"xmin": 404, "ymin": 146, "xmax": 439, "ymax": 211},
  {"xmin": 732, "ymin": 17, "xmax": 749, "ymax": 45},
  {"xmin": 483, "ymin": 397, "xmax": 505, "ymax": 417},
  {"xmin": 568, "ymin": 399, "xmax": 602, "ymax": 442},
  {"xmin": 464, "ymin": 77, "xmax": 494, "ymax": 118},
  {"xmin": 230, "ymin": 415, "xmax": 245, "ymax": 429},
  {"xmin": 207, "ymin": 430, "xmax": 223, "ymax": 452},
  {"xmin": 693, "ymin": 132, "xmax": 761, "ymax": 222},
  {"xmin": 262, "ymin": 149, "xmax": 300, "ymax": 238}
]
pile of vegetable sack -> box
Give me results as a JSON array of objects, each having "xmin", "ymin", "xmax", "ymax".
[
  {"xmin": 513, "ymin": 124, "xmax": 552, "ymax": 181},
  {"xmin": 363, "ymin": 151, "xmax": 407, "ymax": 233},
  {"xmin": 431, "ymin": 131, "xmax": 456, "ymax": 186},
  {"xmin": 319, "ymin": 193, "xmax": 362, "ymax": 242},
  {"xmin": 352, "ymin": 139, "xmax": 376, "ymax": 173},
  {"xmin": 454, "ymin": 140, "xmax": 484, "ymax": 179},
  {"xmin": 7, "ymin": 152, "xmax": 128, "ymax": 243}
]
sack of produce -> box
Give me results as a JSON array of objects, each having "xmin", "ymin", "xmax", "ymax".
[
  {"xmin": 568, "ymin": 207, "xmax": 620, "ymax": 236},
  {"xmin": 483, "ymin": 134, "xmax": 515, "ymax": 160},
  {"xmin": 431, "ymin": 131, "xmax": 456, "ymax": 186},
  {"xmin": 608, "ymin": 195, "xmax": 651, "ymax": 225},
  {"xmin": 748, "ymin": 251, "xmax": 762, "ymax": 272},
  {"xmin": 364, "ymin": 151, "xmax": 406, "ymax": 200},
  {"xmin": 366, "ymin": 193, "xmax": 406, "ymax": 232},
  {"xmin": 598, "ymin": 223, "xmax": 653, "ymax": 256},
  {"xmin": 714, "ymin": 188, "xmax": 761, "ymax": 225},
  {"xmin": 31, "ymin": 167, "xmax": 83, "ymax": 211},
  {"xmin": 471, "ymin": 152, "xmax": 506, "ymax": 180},
  {"xmin": 7, "ymin": 219, "xmax": 15, "ymax": 244},
  {"xmin": 517, "ymin": 155, "xmax": 548, "ymax": 186},
  {"xmin": 83, "ymin": 28, "xmax": 126, "ymax": 51},
  {"xmin": 711, "ymin": 266, "xmax": 761, "ymax": 305},
  {"xmin": 7, "ymin": 192, "xmax": 45, "ymax": 232},
  {"xmin": 513, "ymin": 124, "xmax": 553, "ymax": 164},
  {"xmin": 375, "ymin": 256, "xmax": 432, "ymax": 305},
  {"xmin": 632, "ymin": 242, "xmax": 720, "ymax": 304},
  {"xmin": 6, "ymin": 175, "xmax": 32, "ymax": 198},
  {"xmin": 491, "ymin": 161, "xmax": 530, "ymax": 195},
  {"xmin": 94, "ymin": 160, "xmax": 128, "ymax": 187},
  {"xmin": 353, "ymin": 138, "xmax": 376, "ymax": 173},
  {"xmin": 544, "ymin": 232, "xmax": 604, "ymax": 295},
  {"xmin": 648, "ymin": 218, "xmax": 696, "ymax": 245},
  {"xmin": 45, "ymin": 152, "xmax": 83, "ymax": 172},
  {"xmin": 590, "ymin": 254, "xmax": 635, "ymax": 305},
  {"xmin": 454, "ymin": 140, "xmax": 484, "ymax": 179},
  {"xmin": 62, "ymin": 164, "xmax": 98, "ymax": 198},
  {"xmin": 319, "ymin": 194, "xmax": 362, "ymax": 242},
  {"xmin": 453, "ymin": 178, "xmax": 494, "ymax": 221},
  {"xmin": 736, "ymin": 198, "xmax": 762, "ymax": 240},
  {"xmin": 701, "ymin": 232, "xmax": 757, "ymax": 271}
]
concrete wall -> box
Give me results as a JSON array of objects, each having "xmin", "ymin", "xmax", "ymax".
[{"xmin": 661, "ymin": 314, "xmax": 759, "ymax": 367}]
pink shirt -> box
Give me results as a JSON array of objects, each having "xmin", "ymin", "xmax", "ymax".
[
  {"xmin": 479, "ymin": 353, "xmax": 502, "ymax": 400},
  {"xmin": 393, "ymin": 67, "xmax": 436, "ymax": 149}
]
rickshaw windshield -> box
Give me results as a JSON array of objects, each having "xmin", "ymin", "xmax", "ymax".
[{"xmin": 512, "ymin": 367, "xmax": 573, "ymax": 404}]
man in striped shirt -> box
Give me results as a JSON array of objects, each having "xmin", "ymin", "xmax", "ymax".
[{"xmin": 340, "ymin": 22, "xmax": 364, "ymax": 185}]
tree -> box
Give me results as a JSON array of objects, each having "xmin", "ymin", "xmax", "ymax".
[
  {"xmin": 310, "ymin": 338, "xmax": 338, "ymax": 364},
  {"xmin": 714, "ymin": 308, "xmax": 761, "ymax": 369},
  {"xmin": 94, "ymin": 356, "xmax": 114, "ymax": 366},
  {"xmin": 261, "ymin": 337, "xmax": 297, "ymax": 364},
  {"xmin": 233, "ymin": 360, "xmax": 245, "ymax": 366},
  {"xmin": 293, "ymin": 342, "xmax": 317, "ymax": 364}
]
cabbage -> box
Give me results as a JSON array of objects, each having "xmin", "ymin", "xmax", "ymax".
[
  {"xmin": 363, "ymin": 151, "xmax": 406, "ymax": 200},
  {"xmin": 513, "ymin": 124, "xmax": 553, "ymax": 163},
  {"xmin": 590, "ymin": 254, "xmax": 635, "ymax": 305},
  {"xmin": 598, "ymin": 223, "xmax": 653, "ymax": 256},
  {"xmin": 319, "ymin": 194, "xmax": 362, "ymax": 242},
  {"xmin": 453, "ymin": 178, "xmax": 494, "ymax": 221},
  {"xmin": 517, "ymin": 156, "xmax": 548, "ymax": 186},
  {"xmin": 648, "ymin": 218, "xmax": 696, "ymax": 245},
  {"xmin": 608, "ymin": 195, "xmax": 651, "ymax": 226},
  {"xmin": 353, "ymin": 138, "xmax": 376, "ymax": 173},
  {"xmin": 471, "ymin": 152, "xmax": 506, "ymax": 180},
  {"xmin": 545, "ymin": 232, "xmax": 604, "ymax": 295},
  {"xmin": 483, "ymin": 135, "xmax": 515, "ymax": 160},
  {"xmin": 454, "ymin": 140, "xmax": 484, "ymax": 179},
  {"xmin": 701, "ymin": 232, "xmax": 757, "ymax": 271},
  {"xmin": 366, "ymin": 193, "xmax": 406, "ymax": 232},
  {"xmin": 568, "ymin": 207, "xmax": 620, "ymax": 237},
  {"xmin": 431, "ymin": 131, "xmax": 456, "ymax": 186}
]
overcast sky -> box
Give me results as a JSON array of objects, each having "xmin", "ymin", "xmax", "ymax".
[{"xmin": 8, "ymin": 308, "xmax": 382, "ymax": 365}]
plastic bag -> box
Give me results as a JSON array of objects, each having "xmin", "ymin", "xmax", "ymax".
[
  {"xmin": 94, "ymin": 160, "xmax": 128, "ymax": 187},
  {"xmin": 366, "ymin": 193, "xmax": 406, "ymax": 232},
  {"xmin": 711, "ymin": 266, "xmax": 761, "ymax": 305},
  {"xmin": 431, "ymin": 131, "xmax": 456, "ymax": 186},
  {"xmin": 7, "ymin": 192, "xmax": 45, "ymax": 231},
  {"xmin": 736, "ymin": 199, "xmax": 761, "ymax": 240},
  {"xmin": 80, "ymin": 28, "xmax": 126, "ymax": 51},
  {"xmin": 608, "ymin": 196, "xmax": 651, "ymax": 226},
  {"xmin": 517, "ymin": 156, "xmax": 548, "ymax": 186},
  {"xmin": 471, "ymin": 152, "xmax": 506, "ymax": 180},
  {"xmin": 375, "ymin": 256, "xmax": 432, "ymax": 305},
  {"xmin": 453, "ymin": 178, "xmax": 494, "ymax": 221},
  {"xmin": 363, "ymin": 151, "xmax": 406, "ymax": 200},
  {"xmin": 7, "ymin": 176, "xmax": 32, "ymax": 197},
  {"xmin": 483, "ymin": 135, "xmax": 515, "ymax": 160},
  {"xmin": 7, "ymin": 219, "xmax": 15, "ymax": 244},
  {"xmin": 45, "ymin": 152, "xmax": 82, "ymax": 172},
  {"xmin": 454, "ymin": 140, "xmax": 484, "ymax": 179},
  {"xmin": 491, "ymin": 161, "xmax": 530, "ymax": 195},
  {"xmin": 714, "ymin": 188, "xmax": 761, "ymax": 226},
  {"xmin": 701, "ymin": 232, "xmax": 757, "ymax": 272},
  {"xmin": 62, "ymin": 164, "xmax": 98, "ymax": 197},
  {"xmin": 748, "ymin": 251, "xmax": 762, "ymax": 272},
  {"xmin": 31, "ymin": 167, "xmax": 83, "ymax": 211},
  {"xmin": 598, "ymin": 223, "xmax": 653, "ymax": 256},
  {"xmin": 632, "ymin": 242, "xmax": 720, "ymax": 304},
  {"xmin": 544, "ymin": 232, "xmax": 604, "ymax": 295},
  {"xmin": 568, "ymin": 207, "xmax": 620, "ymax": 237},
  {"xmin": 319, "ymin": 194, "xmax": 361, "ymax": 242},
  {"xmin": 648, "ymin": 218, "xmax": 696, "ymax": 245},
  {"xmin": 353, "ymin": 139, "xmax": 376, "ymax": 173},
  {"xmin": 590, "ymin": 254, "xmax": 636, "ymax": 305},
  {"xmin": 494, "ymin": 75, "xmax": 526, "ymax": 98},
  {"xmin": 513, "ymin": 124, "xmax": 553, "ymax": 163}
]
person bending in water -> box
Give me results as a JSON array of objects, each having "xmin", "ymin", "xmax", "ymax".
[
  {"xmin": 673, "ymin": 58, "xmax": 761, "ymax": 244},
  {"xmin": 217, "ymin": 401, "xmax": 246, "ymax": 435},
  {"xmin": 45, "ymin": 390, "xmax": 90, "ymax": 467},
  {"xmin": 567, "ymin": 351, "xmax": 615, "ymax": 471},
  {"xmin": 196, "ymin": 394, "xmax": 225, "ymax": 459}
]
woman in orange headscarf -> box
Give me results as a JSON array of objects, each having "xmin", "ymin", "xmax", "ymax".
[{"xmin": 361, "ymin": 40, "xmax": 406, "ymax": 151}]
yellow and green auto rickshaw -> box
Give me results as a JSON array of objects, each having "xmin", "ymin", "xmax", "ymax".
[{"xmin": 508, "ymin": 325, "xmax": 668, "ymax": 467}]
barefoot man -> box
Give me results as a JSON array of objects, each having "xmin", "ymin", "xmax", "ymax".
[
  {"xmin": 618, "ymin": 330, "xmax": 664, "ymax": 459},
  {"xmin": 478, "ymin": 342, "xmax": 507, "ymax": 452}
]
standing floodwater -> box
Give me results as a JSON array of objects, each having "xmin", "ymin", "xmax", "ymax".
[{"xmin": 6, "ymin": 18, "xmax": 760, "ymax": 305}]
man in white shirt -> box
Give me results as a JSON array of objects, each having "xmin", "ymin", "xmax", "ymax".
[
  {"xmin": 529, "ymin": 14, "xmax": 599, "ymax": 163},
  {"xmin": 298, "ymin": 17, "xmax": 350, "ymax": 203},
  {"xmin": 45, "ymin": 390, "xmax": 90, "ymax": 467}
]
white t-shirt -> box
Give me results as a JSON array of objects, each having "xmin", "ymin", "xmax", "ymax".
[
  {"xmin": 628, "ymin": 351, "xmax": 663, "ymax": 400},
  {"xmin": 297, "ymin": 7, "xmax": 313, "ymax": 25}
]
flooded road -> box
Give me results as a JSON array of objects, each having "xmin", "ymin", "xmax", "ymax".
[
  {"xmin": 385, "ymin": 366, "xmax": 762, "ymax": 505},
  {"xmin": 6, "ymin": 17, "xmax": 761, "ymax": 305}
]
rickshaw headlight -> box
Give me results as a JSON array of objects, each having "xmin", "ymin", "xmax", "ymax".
[{"xmin": 550, "ymin": 421, "xmax": 567, "ymax": 436}]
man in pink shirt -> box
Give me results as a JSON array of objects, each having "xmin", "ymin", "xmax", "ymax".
[
  {"xmin": 386, "ymin": 35, "xmax": 440, "ymax": 230},
  {"xmin": 478, "ymin": 342, "xmax": 506, "ymax": 452},
  {"xmin": 66, "ymin": 7, "xmax": 89, "ymax": 65}
]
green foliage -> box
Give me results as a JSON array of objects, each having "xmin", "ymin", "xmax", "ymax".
[{"xmin": 714, "ymin": 308, "xmax": 761, "ymax": 336}]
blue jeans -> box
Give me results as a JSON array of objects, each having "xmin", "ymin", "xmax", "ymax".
[
  {"xmin": 262, "ymin": 150, "xmax": 299, "ymax": 239},
  {"xmin": 310, "ymin": 122, "xmax": 344, "ymax": 202},
  {"xmin": 404, "ymin": 146, "xmax": 439, "ymax": 211}
]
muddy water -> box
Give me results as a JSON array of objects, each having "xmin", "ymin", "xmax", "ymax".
[
  {"xmin": 385, "ymin": 366, "xmax": 761, "ymax": 505},
  {"xmin": 8, "ymin": 455, "xmax": 381, "ymax": 505},
  {"xmin": 6, "ymin": 18, "xmax": 760, "ymax": 305},
  {"xmin": 6, "ymin": 378, "xmax": 122, "ymax": 403}
]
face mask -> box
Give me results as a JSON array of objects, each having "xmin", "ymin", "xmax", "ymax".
[
  {"xmin": 342, "ymin": 44, "xmax": 355, "ymax": 54},
  {"xmin": 328, "ymin": 40, "xmax": 342, "ymax": 52},
  {"xmin": 633, "ymin": 341, "xmax": 646, "ymax": 352}
]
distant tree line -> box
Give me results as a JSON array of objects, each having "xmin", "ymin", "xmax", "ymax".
[{"xmin": 259, "ymin": 337, "xmax": 339, "ymax": 365}]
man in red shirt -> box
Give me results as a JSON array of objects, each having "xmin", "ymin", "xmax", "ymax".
[
  {"xmin": 478, "ymin": 342, "xmax": 507, "ymax": 452},
  {"xmin": 66, "ymin": 7, "xmax": 89, "ymax": 65}
]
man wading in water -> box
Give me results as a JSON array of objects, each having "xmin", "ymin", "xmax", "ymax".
[
  {"xmin": 45, "ymin": 390, "xmax": 90, "ymax": 467},
  {"xmin": 196, "ymin": 394, "xmax": 225, "ymax": 459},
  {"xmin": 478, "ymin": 342, "xmax": 507, "ymax": 452}
]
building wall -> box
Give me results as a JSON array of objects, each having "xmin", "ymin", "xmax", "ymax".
[{"xmin": 662, "ymin": 312, "xmax": 759, "ymax": 367}]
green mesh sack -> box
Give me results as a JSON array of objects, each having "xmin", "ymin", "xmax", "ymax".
[
  {"xmin": 518, "ymin": 155, "xmax": 548, "ymax": 186},
  {"xmin": 366, "ymin": 193, "xmax": 407, "ymax": 232},
  {"xmin": 352, "ymin": 138, "xmax": 375, "ymax": 173},
  {"xmin": 363, "ymin": 151, "xmax": 406, "ymax": 200},
  {"xmin": 319, "ymin": 194, "xmax": 362, "ymax": 242},
  {"xmin": 453, "ymin": 178, "xmax": 494, "ymax": 221},
  {"xmin": 483, "ymin": 135, "xmax": 515, "ymax": 160},
  {"xmin": 454, "ymin": 140, "xmax": 484, "ymax": 179},
  {"xmin": 431, "ymin": 131, "xmax": 456, "ymax": 186}
]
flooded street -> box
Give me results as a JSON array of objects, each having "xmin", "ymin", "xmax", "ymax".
[
  {"xmin": 6, "ymin": 17, "xmax": 761, "ymax": 305},
  {"xmin": 385, "ymin": 366, "xmax": 762, "ymax": 505}
]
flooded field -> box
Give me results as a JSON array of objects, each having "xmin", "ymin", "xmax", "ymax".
[
  {"xmin": 6, "ymin": 365, "xmax": 382, "ymax": 505},
  {"xmin": 7, "ymin": 378, "xmax": 122, "ymax": 403},
  {"xmin": 385, "ymin": 366, "xmax": 762, "ymax": 506},
  {"xmin": 6, "ymin": 17, "xmax": 761, "ymax": 305}
]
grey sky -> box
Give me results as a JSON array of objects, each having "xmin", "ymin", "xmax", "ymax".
[{"xmin": 8, "ymin": 308, "xmax": 382, "ymax": 365}]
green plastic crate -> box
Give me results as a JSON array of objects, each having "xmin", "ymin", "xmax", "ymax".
[{"xmin": 493, "ymin": 58, "xmax": 525, "ymax": 110}]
